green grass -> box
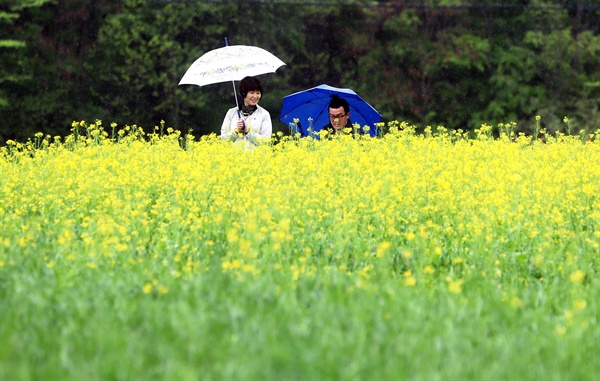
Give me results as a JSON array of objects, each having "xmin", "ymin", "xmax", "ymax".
[{"xmin": 2, "ymin": 266, "xmax": 597, "ymax": 380}]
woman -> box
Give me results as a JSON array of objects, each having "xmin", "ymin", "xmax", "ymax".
[{"xmin": 221, "ymin": 76, "xmax": 272, "ymax": 145}]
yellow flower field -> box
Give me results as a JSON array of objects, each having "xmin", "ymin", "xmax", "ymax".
[{"xmin": 1, "ymin": 121, "xmax": 598, "ymax": 380}]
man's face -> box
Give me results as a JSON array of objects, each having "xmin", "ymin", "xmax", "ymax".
[{"xmin": 328, "ymin": 106, "xmax": 349, "ymax": 130}]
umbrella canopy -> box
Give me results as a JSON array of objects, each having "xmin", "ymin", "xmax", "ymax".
[
  {"xmin": 279, "ymin": 84, "xmax": 382, "ymax": 137},
  {"xmin": 178, "ymin": 44, "xmax": 285, "ymax": 87},
  {"xmin": 179, "ymin": 40, "xmax": 285, "ymax": 111}
]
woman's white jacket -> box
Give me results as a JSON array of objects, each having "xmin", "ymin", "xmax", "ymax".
[{"xmin": 221, "ymin": 105, "xmax": 272, "ymax": 145}]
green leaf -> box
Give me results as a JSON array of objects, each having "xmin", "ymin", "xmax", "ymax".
[
  {"xmin": 10, "ymin": 0, "xmax": 57, "ymax": 11},
  {"xmin": 0, "ymin": 11, "xmax": 19, "ymax": 23},
  {"xmin": 0, "ymin": 40, "xmax": 26, "ymax": 48}
]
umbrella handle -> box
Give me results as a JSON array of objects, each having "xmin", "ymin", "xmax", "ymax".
[{"xmin": 237, "ymin": 109, "xmax": 246, "ymax": 133}]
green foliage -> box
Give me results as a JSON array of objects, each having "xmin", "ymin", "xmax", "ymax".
[
  {"xmin": 0, "ymin": 1, "xmax": 46, "ymax": 135},
  {"xmin": 481, "ymin": 26, "xmax": 600, "ymax": 134},
  {"xmin": 350, "ymin": 1, "xmax": 599, "ymax": 134},
  {"xmin": 0, "ymin": 0, "xmax": 599, "ymax": 145},
  {"xmin": 0, "ymin": 11, "xmax": 19, "ymax": 23},
  {"xmin": 0, "ymin": 0, "xmax": 121, "ymax": 145},
  {"xmin": 0, "ymin": 40, "xmax": 25, "ymax": 48},
  {"xmin": 87, "ymin": 1, "xmax": 229, "ymax": 134},
  {"xmin": 10, "ymin": 0, "xmax": 57, "ymax": 9}
]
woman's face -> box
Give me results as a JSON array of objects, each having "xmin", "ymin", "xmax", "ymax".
[{"xmin": 244, "ymin": 90, "xmax": 262, "ymax": 106}]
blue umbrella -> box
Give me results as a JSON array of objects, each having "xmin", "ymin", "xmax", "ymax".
[{"xmin": 279, "ymin": 84, "xmax": 382, "ymax": 137}]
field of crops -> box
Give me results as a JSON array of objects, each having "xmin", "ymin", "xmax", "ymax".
[{"xmin": 1, "ymin": 121, "xmax": 599, "ymax": 380}]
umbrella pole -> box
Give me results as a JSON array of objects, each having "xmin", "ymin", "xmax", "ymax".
[
  {"xmin": 225, "ymin": 37, "xmax": 243, "ymax": 123},
  {"xmin": 231, "ymin": 79, "xmax": 240, "ymax": 111}
]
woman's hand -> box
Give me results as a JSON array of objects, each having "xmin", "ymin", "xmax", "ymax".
[{"xmin": 236, "ymin": 119, "xmax": 247, "ymax": 134}]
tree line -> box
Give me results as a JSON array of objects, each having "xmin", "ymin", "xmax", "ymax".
[{"xmin": 1, "ymin": 0, "xmax": 599, "ymax": 145}]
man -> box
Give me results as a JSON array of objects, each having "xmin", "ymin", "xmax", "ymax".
[{"xmin": 319, "ymin": 95, "xmax": 359, "ymax": 136}]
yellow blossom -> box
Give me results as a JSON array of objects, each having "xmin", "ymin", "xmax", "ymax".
[
  {"xmin": 376, "ymin": 241, "xmax": 391, "ymax": 258},
  {"xmin": 569, "ymin": 270, "xmax": 585, "ymax": 284},
  {"xmin": 510, "ymin": 297, "xmax": 523, "ymax": 308},
  {"xmin": 143, "ymin": 283, "xmax": 153, "ymax": 294},
  {"xmin": 573, "ymin": 299, "xmax": 587, "ymax": 311},
  {"xmin": 157, "ymin": 285, "xmax": 169, "ymax": 294},
  {"xmin": 452, "ymin": 257, "xmax": 464, "ymax": 265},
  {"xmin": 447, "ymin": 279, "xmax": 464, "ymax": 294}
]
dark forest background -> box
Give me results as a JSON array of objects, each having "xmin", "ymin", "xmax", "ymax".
[{"xmin": 1, "ymin": 0, "xmax": 599, "ymax": 145}]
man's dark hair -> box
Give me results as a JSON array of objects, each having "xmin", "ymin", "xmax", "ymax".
[
  {"xmin": 239, "ymin": 76, "xmax": 264, "ymax": 98},
  {"xmin": 329, "ymin": 95, "xmax": 349, "ymax": 113}
]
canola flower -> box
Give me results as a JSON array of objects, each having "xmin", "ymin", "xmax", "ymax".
[
  {"xmin": 1, "ymin": 120, "xmax": 599, "ymax": 286},
  {"xmin": 0, "ymin": 120, "xmax": 598, "ymax": 380}
]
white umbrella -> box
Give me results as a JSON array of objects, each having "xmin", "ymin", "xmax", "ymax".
[{"xmin": 179, "ymin": 38, "xmax": 286, "ymax": 111}]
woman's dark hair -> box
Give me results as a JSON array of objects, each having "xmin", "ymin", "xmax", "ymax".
[
  {"xmin": 329, "ymin": 94, "xmax": 349, "ymax": 113},
  {"xmin": 239, "ymin": 76, "xmax": 264, "ymax": 98}
]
